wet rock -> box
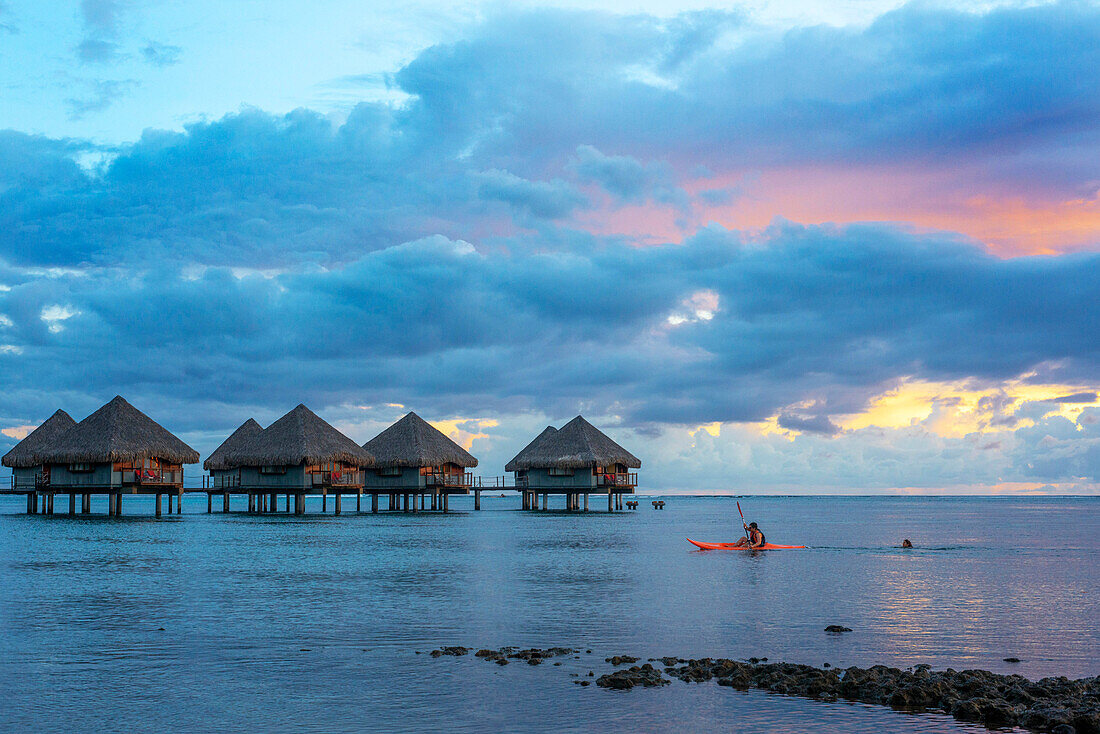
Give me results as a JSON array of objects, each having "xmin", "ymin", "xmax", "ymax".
[
  {"xmin": 606, "ymin": 655, "xmax": 639, "ymax": 666},
  {"xmin": 596, "ymin": 664, "xmax": 671, "ymax": 690},
  {"xmin": 1004, "ymin": 657, "xmax": 1022, "ymax": 663},
  {"xmin": 506, "ymin": 647, "xmax": 575, "ymax": 665},
  {"xmin": 575, "ymin": 680, "xmax": 590, "ymax": 687},
  {"xmin": 429, "ymin": 646, "xmax": 469, "ymax": 658},
  {"xmin": 825, "ymin": 625, "xmax": 853, "ymax": 634}
]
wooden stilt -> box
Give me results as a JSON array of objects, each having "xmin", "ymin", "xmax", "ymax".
[
  {"xmin": 207, "ymin": 493, "xmax": 212, "ymax": 513},
  {"xmin": 322, "ymin": 491, "xmax": 327, "ymax": 512},
  {"xmin": 443, "ymin": 493, "xmax": 449, "ymax": 513},
  {"xmin": 115, "ymin": 493, "xmax": 122, "ymax": 516},
  {"xmin": 608, "ymin": 491, "xmax": 613, "ymax": 512},
  {"xmin": 48, "ymin": 493, "xmax": 54, "ymax": 514},
  {"xmin": 584, "ymin": 494, "xmax": 589, "ymax": 512},
  {"xmin": 335, "ymin": 493, "xmax": 342, "ymax": 515},
  {"xmin": 27, "ymin": 492, "xmax": 34, "ymax": 514},
  {"xmin": 474, "ymin": 489, "xmax": 481, "ymax": 511},
  {"xmin": 224, "ymin": 491, "xmax": 230, "ymax": 512},
  {"xmin": 156, "ymin": 494, "xmax": 162, "ymax": 517},
  {"xmin": 178, "ymin": 491, "xmax": 183, "ymax": 514},
  {"xmin": 357, "ymin": 492, "xmax": 361, "ymax": 512},
  {"xmin": 167, "ymin": 493, "xmax": 174, "ymax": 514},
  {"xmin": 83, "ymin": 493, "xmax": 90, "ymax": 513},
  {"xmin": 68, "ymin": 493, "xmax": 76, "ymax": 515}
]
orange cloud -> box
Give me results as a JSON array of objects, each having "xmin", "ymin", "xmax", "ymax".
[{"xmin": 688, "ymin": 166, "xmax": 1100, "ymax": 257}]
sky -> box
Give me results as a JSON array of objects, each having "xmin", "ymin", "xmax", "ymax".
[{"xmin": 1, "ymin": 0, "xmax": 1099, "ymax": 494}]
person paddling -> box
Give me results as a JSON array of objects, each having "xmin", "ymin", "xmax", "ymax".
[{"xmin": 733, "ymin": 522, "xmax": 766, "ymax": 549}]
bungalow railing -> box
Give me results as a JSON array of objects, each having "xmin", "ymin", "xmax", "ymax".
[
  {"xmin": 204, "ymin": 474, "xmax": 241, "ymax": 490},
  {"xmin": 597, "ymin": 472, "xmax": 638, "ymax": 488},
  {"xmin": 310, "ymin": 470, "xmax": 364, "ymax": 488},
  {"xmin": 425, "ymin": 472, "xmax": 479, "ymax": 488},
  {"xmin": 125, "ymin": 469, "xmax": 184, "ymax": 486},
  {"xmin": 10, "ymin": 474, "xmax": 43, "ymax": 491}
]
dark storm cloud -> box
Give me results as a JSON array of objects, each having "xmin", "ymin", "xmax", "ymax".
[{"xmin": 2, "ymin": 223, "xmax": 1099, "ymax": 439}]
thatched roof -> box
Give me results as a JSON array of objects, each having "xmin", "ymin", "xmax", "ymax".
[
  {"xmin": 1, "ymin": 409, "xmax": 77, "ymax": 468},
  {"xmin": 505, "ymin": 416, "xmax": 640, "ymax": 470},
  {"xmin": 41, "ymin": 396, "xmax": 199, "ymax": 464},
  {"xmin": 362, "ymin": 412, "xmax": 478, "ymax": 468},
  {"xmin": 203, "ymin": 418, "xmax": 264, "ymax": 470},
  {"xmin": 230, "ymin": 404, "xmax": 374, "ymax": 467},
  {"xmin": 504, "ymin": 425, "xmax": 557, "ymax": 472}
]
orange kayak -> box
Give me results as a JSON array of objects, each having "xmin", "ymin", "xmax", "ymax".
[{"xmin": 687, "ymin": 538, "xmax": 806, "ymax": 550}]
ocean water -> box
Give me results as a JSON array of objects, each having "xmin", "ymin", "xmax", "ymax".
[{"xmin": 0, "ymin": 494, "xmax": 1096, "ymax": 733}]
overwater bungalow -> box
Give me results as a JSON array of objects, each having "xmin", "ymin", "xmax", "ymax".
[
  {"xmin": 2, "ymin": 409, "xmax": 76, "ymax": 509},
  {"xmin": 505, "ymin": 416, "xmax": 640, "ymax": 511},
  {"xmin": 204, "ymin": 404, "xmax": 374, "ymax": 514},
  {"xmin": 35, "ymin": 396, "xmax": 199, "ymax": 516},
  {"xmin": 361, "ymin": 411, "xmax": 479, "ymax": 512}
]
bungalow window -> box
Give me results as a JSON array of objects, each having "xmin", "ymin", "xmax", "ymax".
[
  {"xmin": 548, "ymin": 467, "xmax": 574, "ymax": 476},
  {"xmin": 377, "ymin": 467, "xmax": 402, "ymax": 477},
  {"xmin": 260, "ymin": 465, "xmax": 287, "ymax": 475},
  {"xmin": 68, "ymin": 463, "xmax": 93, "ymax": 473}
]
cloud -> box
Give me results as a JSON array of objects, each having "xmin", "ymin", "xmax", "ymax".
[
  {"xmin": 65, "ymin": 79, "xmax": 139, "ymax": 119},
  {"xmin": 141, "ymin": 41, "xmax": 182, "ymax": 67},
  {"xmin": 77, "ymin": 0, "xmax": 122, "ymax": 64},
  {"xmin": 2, "ymin": 222, "xmax": 1099, "ymax": 438},
  {"xmin": 777, "ymin": 412, "xmax": 841, "ymax": 436},
  {"xmin": 77, "ymin": 38, "xmax": 122, "ymax": 64},
  {"xmin": 475, "ymin": 169, "xmax": 587, "ymax": 220},
  {"xmin": 0, "ymin": 1, "xmax": 16, "ymax": 34},
  {"xmin": 1052, "ymin": 392, "xmax": 1097, "ymax": 404},
  {"xmin": 5, "ymin": 3, "xmax": 1100, "ymax": 268}
]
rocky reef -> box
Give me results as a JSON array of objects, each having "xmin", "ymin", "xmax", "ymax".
[{"xmin": 426, "ymin": 646, "xmax": 1099, "ymax": 733}]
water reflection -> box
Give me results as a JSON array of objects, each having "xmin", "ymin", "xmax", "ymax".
[{"xmin": 0, "ymin": 495, "xmax": 1093, "ymax": 733}]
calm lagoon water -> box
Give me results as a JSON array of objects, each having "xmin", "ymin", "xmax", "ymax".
[{"xmin": 0, "ymin": 494, "xmax": 1096, "ymax": 733}]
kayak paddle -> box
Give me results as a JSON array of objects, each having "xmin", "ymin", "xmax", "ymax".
[{"xmin": 737, "ymin": 501, "xmax": 751, "ymax": 547}]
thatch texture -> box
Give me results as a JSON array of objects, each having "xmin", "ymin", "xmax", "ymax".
[
  {"xmin": 41, "ymin": 396, "xmax": 199, "ymax": 464},
  {"xmin": 1, "ymin": 409, "xmax": 76, "ymax": 468},
  {"xmin": 203, "ymin": 418, "xmax": 264, "ymax": 470},
  {"xmin": 504, "ymin": 425, "xmax": 557, "ymax": 472},
  {"xmin": 505, "ymin": 416, "xmax": 640, "ymax": 470},
  {"xmin": 231, "ymin": 404, "xmax": 374, "ymax": 467},
  {"xmin": 362, "ymin": 412, "xmax": 478, "ymax": 468}
]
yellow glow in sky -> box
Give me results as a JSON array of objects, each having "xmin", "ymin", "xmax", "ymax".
[
  {"xmin": 836, "ymin": 378, "xmax": 1099, "ymax": 437},
  {"xmin": 430, "ymin": 418, "xmax": 499, "ymax": 450}
]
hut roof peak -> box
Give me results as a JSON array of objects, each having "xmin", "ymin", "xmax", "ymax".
[
  {"xmin": 203, "ymin": 417, "xmax": 264, "ymax": 470},
  {"xmin": 362, "ymin": 411, "xmax": 478, "ymax": 468},
  {"xmin": 1, "ymin": 409, "xmax": 77, "ymax": 468},
  {"xmin": 38, "ymin": 397, "xmax": 199, "ymax": 465},
  {"xmin": 505, "ymin": 416, "xmax": 640, "ymax": 471},
  {"xmin": 230, "ymin": 404, "xmax": 374, "ymax": 467}
]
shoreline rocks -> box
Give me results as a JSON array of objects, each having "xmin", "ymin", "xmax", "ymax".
[{"xmin": 428, "ymin": 646, "xmax": 1099, "ymax": 733}]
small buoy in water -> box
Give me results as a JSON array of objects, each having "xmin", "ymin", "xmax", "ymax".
[{"xmin": 901, "ymin": 539, "xmax": 913, "ymax": 548}]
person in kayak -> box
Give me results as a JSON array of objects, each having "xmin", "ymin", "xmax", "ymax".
[{"xmin": 733, "ymin": 522, "xmax": 766, "ymax": 548}]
